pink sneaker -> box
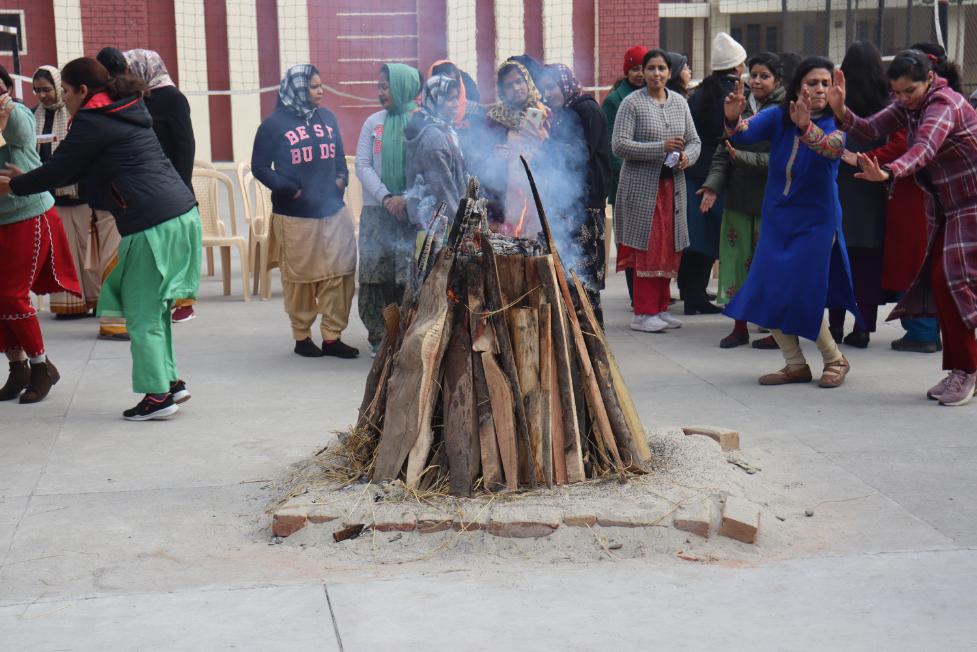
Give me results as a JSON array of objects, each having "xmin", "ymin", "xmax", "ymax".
[
  {"xmin": 172, "ymin": 306, "xmax": 196, "ymax": 323},
  {"xmin": 938, "ymin": 370, "xmax": 977, "ymax": 407},
  {"xmin": 926, "ymin": 372, "xmax": 955, "ymax": 400}
]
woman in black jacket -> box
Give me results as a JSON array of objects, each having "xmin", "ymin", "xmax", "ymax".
[
  {"xmin": 125, "ymin": 48, "xmax": 199, "ymax": 324},
  {"xmin": 682, "ymin": 32, "xmax": 747, "ymax": 315},
  {"xmin": 540, "ymin": 63, "xmax": 612, "ymax": 324},
  {"xmin": 1, "ymin": 57, "xmax": 202, "ymax": 421},
  {"xmin": 827, "ymin": 40, "xmax": 890, "ymax": 348}
]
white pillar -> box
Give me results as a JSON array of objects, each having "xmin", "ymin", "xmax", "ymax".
[
  {"xmin": 277, "ymin": 0, "xmax": 311, "ymax": 74},
  {"xmin": 692, "ymin": 17, "xmax": 707, "ymax": 75},
  {"xmin": 53, "ymin": 0, "xmax": 84, "ymax": 65},
  {"xmin": 543, "ymin": 0, "xmax": 575, "ymax": 68},
  {"xmin": 495, "ymin": 0, "xmax": 525, "ymax": 65},
  {"xmin": 707, "ymin": 0, "xmax": 732, "ymax": 75},
  {"xmin": 827, "ymin": 9, "xmax": 847, "ymax": 64},
  {"xmin": 447, "ymin": 0, "xmax": 478, "ymax": 82},
  {"xmin": 174, "ymin": 0, "xmax": 212, "ymax": 162},
  {"xmin": 226, "ymin": 0, "xmax": 262, "ymax": 163}
]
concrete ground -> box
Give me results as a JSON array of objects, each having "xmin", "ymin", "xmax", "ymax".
[{"xmin": 3, "ymin": 262, "xmax": 977, "ymax": 651}]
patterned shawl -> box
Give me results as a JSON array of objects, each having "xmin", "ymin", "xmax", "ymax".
[
  {"xmin": 33, "ymin": 65, "xmax": 75, "ymax": 197},
  {"xmin": 427, "ymin": 59, "xmax": 468, "ymax": 126},
  {"xmin": 278, "ymin": 64, "xmax": 319, "ymax": 123},
  {"xmin": 421, "ymin": 74, "xmax": 460, "ymax": 127},
  {"xmin": 488, "ymin": 61, "xmax": 546, "ymax": 130},
  {"xmin": 124, "ymin": 49, "xmax": 175, "ymax": 90},
  {"xmin": 380, "ymin": 63, "xmax": 421, "ymax": 195},
  {"xmin": 543, "ymin": 63, "xmax": 582, "ymax": 108}
]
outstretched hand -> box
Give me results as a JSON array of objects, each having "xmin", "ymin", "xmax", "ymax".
[
  {"xmin": 789, "ymin": 87, "xmax": 812, "ymax": 131},
  {"xmin": 696, "ymin": 187, "xmax": 717, "ymax": 213},
  {"xmin": 828, "ymin": 69, "xmax": 847, "ymax": 119},
  {"xmin": 853, "ymin": 153, "xmax": 890, "ymax": 182},
  {"xmin": 724, "ymin": 79, "xmax": 746, "ymax": 123}
]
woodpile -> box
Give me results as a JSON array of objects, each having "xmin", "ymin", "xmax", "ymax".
[{"xmin": 348, "ymin": 159, "xmax": 650, "ymax": 495}]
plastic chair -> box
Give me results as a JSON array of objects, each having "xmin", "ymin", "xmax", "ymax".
[
  {"xmin": 237, "ymin": 161, "xmax": 275, "ymax": 300},
  {"xmin": 194, "ymin": 159, "xmax": 220, "ymax": 276},
  {"xmin": 191, "ymin": 168, "xmax": 250, "ymax": 302}
]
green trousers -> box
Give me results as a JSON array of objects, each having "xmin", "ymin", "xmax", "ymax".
[
  {"xmin": 120, "ymin": 239, "xmax": 178, "ymax": 394},
  {"xmin": 98, "ymin": 210, "xmax": 201, "ymax": 394}
]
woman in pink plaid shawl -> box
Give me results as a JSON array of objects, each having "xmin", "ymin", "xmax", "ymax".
[{"xmin": 832, "ymin": 49, "xmax": 977, "ymax": 406}]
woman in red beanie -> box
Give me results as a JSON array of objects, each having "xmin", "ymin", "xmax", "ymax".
[{"xmin": 603, "ymin": 45, "xmax": 649, "ymax": 301}]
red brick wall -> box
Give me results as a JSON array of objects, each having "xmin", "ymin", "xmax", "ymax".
[
  {"xmin": 597, "ymin": 0, "xmax": 659, "ymax": 89},
  {"xmin": 203, "ymin": 0, "xmax": 232, "ymax": 160},
  {"xmin": 0, "ymin": 0, "xmax": 59, "ymax": 86},
  {"xmin": 80, "ymin": 0, "xmax": 179, "ymax": 85}
]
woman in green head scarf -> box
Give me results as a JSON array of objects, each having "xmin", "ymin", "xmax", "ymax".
[
  {"xmin": 380, "ymin": 63, "xmax": 422, "ymax": 196},
  {"xmin": 354, "ymin": 63, "xmax": 422, "ymax": 355}
]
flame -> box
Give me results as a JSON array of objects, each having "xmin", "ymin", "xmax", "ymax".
[{"xmin": 513, "ymin": 196, "xmax": 528, "ymax": 237}]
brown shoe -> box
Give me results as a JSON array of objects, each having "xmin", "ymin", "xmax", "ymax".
[
  {"xmin": 0, "ymin": 360, "xmax": 30, "ymax": 401},
  {"xmin": 19, "ymin": 359, "xmax": 60, "ymax": 404},
  {"xmin": 758, "ymin": 364, "xmax": 813, "ymax": 385},
  {"xmin": 819, "ymin": 356, "xmax": 850, "ymax": 388}
]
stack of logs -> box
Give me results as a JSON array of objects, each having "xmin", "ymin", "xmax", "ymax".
[{"xmin": 350, "ymin": 164, "xmax": 650, "ymax": 496}]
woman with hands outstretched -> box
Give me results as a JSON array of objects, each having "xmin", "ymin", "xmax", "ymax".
[
  {"xmin": 832, "ymin": 49, "xmax": 977, "ymax": 406},
  {"xmin": 720, "ymin": 56, "xmax": 861, "ymax": 389}
]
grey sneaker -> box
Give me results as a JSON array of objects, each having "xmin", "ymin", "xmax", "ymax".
[
  {"xmin": 927, "ymin": 372, "xmax": 956, "ymax": 400},
  {"xmin": 938, "ymin": 370, "xmax": 976, "ymax": 407}
]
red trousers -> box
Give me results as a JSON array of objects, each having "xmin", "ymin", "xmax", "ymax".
[
  {"xmin": 0, "ymin": 209, "xmax": 80, "ymax": 357},
  {"xmin": 633, "ymin": 276, "xmax": 671, "ymax": 315},
  {"xmin": 931, "ymin": 228, "xmax": 977, "ymax": 371}
]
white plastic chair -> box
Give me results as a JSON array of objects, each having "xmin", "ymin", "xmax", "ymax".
[
  {"xmin": 191, "ymin": 168, "xmax": 250, "ymax": 302},
  {"xmin": 237, "ymin": 161, "xmax": 275, "ymax": 300}
]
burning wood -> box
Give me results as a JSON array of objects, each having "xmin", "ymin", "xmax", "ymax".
[{"xmin": 347, "ymin": 162, "xmax": 649, "ymax": 496}]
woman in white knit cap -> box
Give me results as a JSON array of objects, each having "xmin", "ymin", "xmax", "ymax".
[{"xmin": 681, "ymin": 32, "xmax": 748, "ymax": 315}]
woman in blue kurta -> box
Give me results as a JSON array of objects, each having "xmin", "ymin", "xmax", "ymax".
[{"xmin": 723, "ymin": 57, "xmax": 861, "ymax": 388}]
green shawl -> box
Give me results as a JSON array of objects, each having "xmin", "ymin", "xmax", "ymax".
[{"xmin": 381, "ymin": 63, "xmax": 421, "ymax": 195}]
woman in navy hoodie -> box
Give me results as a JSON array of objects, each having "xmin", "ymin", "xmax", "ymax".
[{"xmin": 252, "ymin": 64, "xmax": 359, "ymax": 359}]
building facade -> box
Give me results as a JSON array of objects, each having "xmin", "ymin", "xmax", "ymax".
[{"xmin": 1, "ymin": 0, "xmax": 661, "ymax": 162}]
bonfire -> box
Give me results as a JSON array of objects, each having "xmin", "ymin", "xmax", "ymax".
[{"xmin": 342, "ymin": 159, "xmax": 649, "ymax": 496}]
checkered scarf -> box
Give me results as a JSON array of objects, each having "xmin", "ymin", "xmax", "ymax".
[
  {"xmin": 543, "ymin": 64, "xmax": 582, "ymax": 108},
  {"xmin": 421, "ymin": 74, "xmax": 460, "ymax": 127},
  {"xmin": 279, "ymin": 64, "xmax": 319, "ymax": 122}
]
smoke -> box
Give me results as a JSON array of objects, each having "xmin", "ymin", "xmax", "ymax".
[{"xmin": 455, "ymin": 101, "xmax": 593, "ymax": 289}]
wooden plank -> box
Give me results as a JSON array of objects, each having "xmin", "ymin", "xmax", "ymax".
[
  {"xmin": 517, "ymin": 156, "xmax": 623, "ymax": 473},
  {"xmin": 355, "ymin": 304, "xmax": 400, "ymax": 435},
  {"xmin": 537, "ymin": 304, "xmax": 555, "ymax": 486},
  {"xmin": 442, "ymin": 306, "xmax": 478, "ymax": 496},
  {"xmin": 525, "ymin": 256, "xmax": 543, "ymax": 309},
  {"xmin": 535, "ymin": 255, "xmax": 585, "ymax": 482},
  {"xmin": 481, "ymin": 233, "xmax": 542, "ymax": 486},
  {"xmin": 553, "ymin": 268, "xmax": 623, "ymax": 472},
  {"xmin": 372, "ymin": 250, "xmax": 455, "ymax": 482},
  {"xmin": 468, "ymin": 261, "xmax": 497, "ymax": 354},
  {"xmin": 472, "ymin": 346, "xmax": 503, "ymax": 490},
  {"xmin": 482, "ymin": 351, "xmax": 519, "ymax": 491},
  {"xmin": 509, "ymin": 307, "xmax": 544, "ymax": 484},
  {"xmin": 572, "ymin": 272, "xmax": 648, "ymax": 471},
  {"xmin": 571, "ymin": 272, "xmax": 651, "ymax": 471}
]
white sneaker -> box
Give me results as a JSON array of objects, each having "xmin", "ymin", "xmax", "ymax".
[
  {"xmin": 630, "ymin": 314, "xmax": 668, "ymax": 333},
  {"xmin": 657, "ymin": 311, "xmax": 682, "ymax": 328}
]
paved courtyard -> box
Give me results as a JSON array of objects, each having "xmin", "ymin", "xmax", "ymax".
[{"xmin": 2, "ymin": 262, "xmax": 977, "ymax": 650}]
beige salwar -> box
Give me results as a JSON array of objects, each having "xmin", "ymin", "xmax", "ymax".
[
  {"xmin": 48, "ymin": 205, "xmax": 120, "ymax": 315},
  {"xmin": 268, "ymin": 207, "xmax": 357, "ymax": 341},
  {"xmin": 771, "ymin": 317, "xmax": 843, "ymax": 366}
]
